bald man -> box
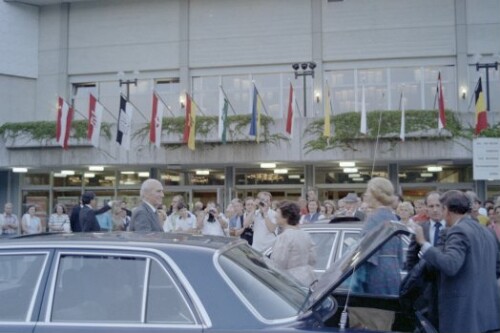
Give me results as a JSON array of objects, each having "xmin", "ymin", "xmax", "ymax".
[{"xmin": 130, "ymin": 179, "xmax": 164, "ymax": 232}]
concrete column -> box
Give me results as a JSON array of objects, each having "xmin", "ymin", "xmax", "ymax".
[
  {"xmin": 224, "ymin": 166, "xmax": 235, "ymax": 208},
  {"xmin": 179, "ymin": 0, "xmax": 190, "ymax": 94},
  {"xmin": 474, "ymin": 180, "xmax": 487, "ymax": 202},
  {"xmin": 388, "ymin": 163, "xmax": 400, "ymax": 195},
  {"xmin": 149, "ymin": 167, "xmax": 159, "ymax": 180},
  {"xmin": 304, "ymin": 165, "xmax": 315, "ymax": 196}
]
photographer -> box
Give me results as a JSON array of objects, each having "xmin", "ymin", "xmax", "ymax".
[
  {"xmin": 199, "ymin": 202, "xmax": 227, "ymax": 236},
  {"xmin": 252, "ymin": 192, "xmax": 277, "ymax": 252}
]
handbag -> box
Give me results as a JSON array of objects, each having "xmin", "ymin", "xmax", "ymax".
[{"xmin": 240, "ymin": 214, "xmax": 254, "ymax": 245}]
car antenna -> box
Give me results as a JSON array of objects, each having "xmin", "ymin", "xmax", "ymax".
[{"xmin": 338, "ymin": 265, "xmax": 358, "ymax": 330}]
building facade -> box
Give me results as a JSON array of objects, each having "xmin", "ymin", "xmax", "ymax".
[{"xmin": 1, "ymin": 0, "xmax": 499, "ymax": 224}]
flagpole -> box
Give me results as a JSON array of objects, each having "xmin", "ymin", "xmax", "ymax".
[
  {"xmin": 189, "ymin": 95, "xmax": 206, "ymax": 116},
  {"xmin": 153, "ymin": 91, "xmax": 176, "ymax": 117},
  {"xmin": 123, "ymin": 94, "xmax": 149, "ymax": 122},
  {"xmin": 98, "ymin": 101, "xmax": 118, "ymax": 121},
  {"xmin": 219, "ymin": 85, "xmax": 237, "ymax": 115},
  {"xmin": 253, "ymin": 82, "xmax": 270, "ymax": 116},
  {"xmin": 432, "ymin": 74, "xmax": 439, "ymax": 110}
]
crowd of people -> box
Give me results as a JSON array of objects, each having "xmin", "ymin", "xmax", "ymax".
[{"xmin": 1, "ymin": 176, "xmax": 500, "ymax": 332}]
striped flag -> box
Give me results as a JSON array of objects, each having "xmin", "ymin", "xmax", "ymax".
[
  {"xmin": 437, "ymin": 72, "xmax": 446, "ymax": 130},
  {"xmin": 285, "ymin": 83, "xmax": 295, "ymax": 136},
  {"xmin": 56, "ymin": 97, "xmax": 74, "ymax": 150},
  {"xmin": 324, "ymin": 81, "xmax": 332, "ymax": 137},
  {"xmin": 249, "ymin": 83, "xmax": 263, "ymax": 143},
  {"xmin": 183, "ymin": 93, "xmax": 197, "ymax": 150},
  {"xmin": 218, "ymin": 86, "xmax": 229, "ymax": 144},
  {"xmin": 116, "ymin": 95, "xmax": 134, "ymax": 150},
  {"xmin": 87, "ymin": 93, "xmax": 103, "ymax": 147},
  {"xmin": 150, "ymin": 92, "xmax": 164, "ymax": 148},
  {"xmin": 360, "ymin": 84, "xmax": 367, "ymax": 134},
  {"xmin": 474, "ymin": 77, "xmax": 488, "ymax": 134}
]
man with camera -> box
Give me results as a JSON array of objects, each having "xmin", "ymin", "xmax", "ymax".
[
  {"xmin": 199, "ymin": 202, "xmax": 227, "ymax": 236},
  {"xmin": 251, "ymin": 192, "xmax": 277, "ymax": 252}
]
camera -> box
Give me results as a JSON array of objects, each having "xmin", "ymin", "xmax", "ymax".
[{"xmin": 259, "ymin": 201, "xmax": 266, "ymax": 207}]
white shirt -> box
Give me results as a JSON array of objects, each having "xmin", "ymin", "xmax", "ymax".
[
  {"xmin": 164, "ymin": 212, "xmax": 196, "ymax": 232},
  {"xmin": 252, "ymin": 209, "xmax": 277, "ymax": 252}
]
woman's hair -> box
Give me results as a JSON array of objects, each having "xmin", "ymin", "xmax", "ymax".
[
  {"xmin": 323, "ymin": 200, "xmax": 336, "ymax": 213},
  {"xmin": 26, "ymin": 205, "xmax": 36, "ymax": 213},
  {"xmin": 307, "ymin": 199, "xmax": 321, "ymax": 213},
  {"xmin": 366, "ymin": 177, "xmax": 395, "ymax": 206},
  {"xmin": 53, "ymin": 203, "xmax": 66, "ymax": 214},
  {"xmin": 397, "ymin": 201, "xmax": 415, "ymax": 216},
  {"xmin": 278, "ymin": 201, "xmax": 301, "ymax": 225}
]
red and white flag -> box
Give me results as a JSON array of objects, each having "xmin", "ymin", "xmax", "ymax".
[
  {"xmin": 87, "ymin": 93, "xmax": 103, "ymax": 147},
  {"xmin": 56, "ymin": 97, "xmax": 73, "ymax": 150},
  {"xmin": 285, "ymin": 83, "xmax": 296, "ymax": 136},
  {"xmin": 150, "ymin": 92, "xmax": 164, "ymax": 148},
  {"xmin": 437, "ymin": 72, "xmax": 446, "ymax": 130}
]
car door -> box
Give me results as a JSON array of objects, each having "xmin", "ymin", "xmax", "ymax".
[
  {"xmin": 0, "ymin": 250, "xmax": 51, "ymax": 333},
  {"xmin": 34, "ymin": 249, "xmax": 204, "ymax": 333}
]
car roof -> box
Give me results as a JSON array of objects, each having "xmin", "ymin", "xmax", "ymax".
[
  {"xmin": 1, "ymin": 232, "xmax": 240, "ymax": 251},
  {"xmin": 299, "ymin": 220, "xmax": 364, "ymax": 229}
]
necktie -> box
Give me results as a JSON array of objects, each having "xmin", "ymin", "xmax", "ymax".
[{"xmin": 433, "ymin": 223, "xmax": 442, "ymax": 246}]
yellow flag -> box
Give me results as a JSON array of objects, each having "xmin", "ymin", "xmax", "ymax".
[
  {"xmin": 188, "ymin": 97, "xmax": 197, "ymax": 150},
  {"xmin": 323, "ymin": 81, "xmax": 332, "ymax": 137}
]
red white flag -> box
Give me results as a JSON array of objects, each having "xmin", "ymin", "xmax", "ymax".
[
  {"xmin": 285, "ymin": 83, "xmax": 295, "ymax": 136},
  {"xmin": 150, "ymin": 92, "xmax": 164, "ymax": 148},
  {"xmin": 87, "ymin": 93, "xmax": 103, "ymax": 147},
  {"xmin": 56, "ymin": 97, "xmax": 73, "ymax": 149},
  {"xmin": 437, "ymin": 72, "xmax": 446, "ymax": 130}
]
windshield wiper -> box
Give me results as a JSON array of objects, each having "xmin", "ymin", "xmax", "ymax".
[{"xmin": 297, "ymin": 279, "xmax": 318, "ymax": 314}]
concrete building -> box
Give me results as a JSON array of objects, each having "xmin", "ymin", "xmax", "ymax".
[{"xmin": 1, "ymin": 0, "xmax": 499, "ymax": 223}]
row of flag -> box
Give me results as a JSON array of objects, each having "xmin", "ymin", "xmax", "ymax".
[{"xmin": 55, "ymin": 74, "xmax": 489, "ymax": 150}]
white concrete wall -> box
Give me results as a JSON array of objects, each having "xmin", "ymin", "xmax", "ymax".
[{"xmin": 466, "ymin": 0, "xmax": 500, "ymax": 55}]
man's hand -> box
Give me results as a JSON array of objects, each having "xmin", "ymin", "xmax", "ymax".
[{"xmin": 413, "ymin": 223, "xmax": 426, "ymax": 245}]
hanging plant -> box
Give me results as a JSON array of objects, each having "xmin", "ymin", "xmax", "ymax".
[
  {"xmin": 304, "ymin": 110, "xmax": 466, "ymax": 152},
  {"xmin": 0, "ymin": 120, "xmax": 112, "ymax": 141}
]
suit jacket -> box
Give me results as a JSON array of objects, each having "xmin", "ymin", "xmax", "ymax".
[
  {"xmin": 130, "ymin": 202, "xmax": 163, "ymax": 232},
  {"xmin": 70, "ymin": 205, "xmax": 82, "ymax": 232},
  {"xmin": 422, "ymin": 217, "xmax": 500, "ymax": 333},
  {"xmin": 406, "ymin": 220, "xmax": 432, "ymax": 271},
  {"xmin": 79, "ymin": 204, "xmax": 111, "ymax": 232}
]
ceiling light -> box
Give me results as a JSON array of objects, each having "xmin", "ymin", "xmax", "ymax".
[
  {"xmin": 274, "ymin": 169, "xmax": 288, "ymax": 174},
  {"xmin": 104, "ymin": 176, "xmax": 116, "ymax": 180},
  {"xmin": 339, "ymin": 161, "xmax": 356, "ymax": 167},
  {"xmin": 427, "ymin": 166, "xmax": 443, "ymax": 172},
  {"xmin": 421, "ymin": 172, "xmax": 433, "ymax": 178},
  {"xmin": 89, "ymin": 166, "xmax": 104, "ymax": 171},
  {"xmin": 260, "ymin": 163, "xmax": 276, "ymax": 168},
  {"xmin": 83, "ymin": 172, "xmax": 95, "ymax": 178},
  {"xmin": 196, "ymin": 170, "xmax": 210, "ymax": 175},
  {"xmin": 138, "ymin": 172, "xmax": 150, "ymax": 177},
  {"xmin": 289, "ymin": 174, "xmax": 301, "ymax": 179},
  {"xmin": 12, "ymin": 167, "xmax": 28, "ymax": 173},
  {"xmin": 343, "ymin": 167, "xmax": 358, "ymax": 173},
  {"xmin": 53, "ymin": 173, "xmax": 66, "ymax": 178},
  {"xmin": 121, "ymin": 171, "xmax": 135, "ymax": 175},
  {"xmin": 352, "ymin": 177, "xmax": 364, "ymax": 181},
  {"xmin": 348, "ymin": 173, "xmax": 361, "ymax": 178},
  {"xmin": 61, "ymin": 170, "xmax": 75, "ymax": 175}
]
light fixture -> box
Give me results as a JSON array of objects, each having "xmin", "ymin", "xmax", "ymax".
[
  {"xmin": 89, "ymin": 166, "xmax": 104, "ymax": 171},
  {"xmin": 339, "ymin": 161, "xmax": 356, "ymax": 167},
  {"xmin": 104, "ymin": 176, "xmax": 116, "ymax": 180},
  {"xmin": 289, "ymin": 174, "xmax": 301, "ymax": 179},
  {"xmin": 315, "ymin": 91, "xmax": 321, "ymax": 103},
  {"xmin": 460, "ymin": 87, "xmax": 467, "ymax": 100},
  {"xmin": 274, "ymin": 169, "xmax": 288, "ymax": 174},
  {"xmin": 61, "ymin": 170, "xmax": 75, "ymax": 175},
  {"xmin": 352, "ymin": 177, "xmax": 364, "ymax": 182},
  {"xmin": 138, "ymin": 172, "xmax": 150, "ymax": 178},
  {"xmin": 348, "ymin": 173, "xmax": 361, "ymax": 178},
  {"xmin": 83, "ymin": 172, "xmax": 95, "ymax": 178},
  {"xmin": 12, "ymin": 167, "xmax": 28, "ymax": 173},
  {"xmin": 53, "ymin": 173, "xmax": 66, "ymax": 178},
  {"xmin": 427, "ymin": 166, "xmax": 443, "ymax": 172},
  {"xmin": 196, "ymin": 170, "xmax": 210, "ymax": 175},
  {"xmin": 343, "ymin": 167, "xmax": 358, "ymax": 173},
  {"xmin": 179, "ymin": 94, "xmax": 186, "ymax": 108},
  {"xmin": 421, "ymin": 172, "xmax": 433, "ymax": 178},
  {"xmin": 121, "ymin": 171, "xmax": 135, "ymax": 175},
  {"xmin": 260, "ymin": 163, "xmax": 276, "ymax": 169}
]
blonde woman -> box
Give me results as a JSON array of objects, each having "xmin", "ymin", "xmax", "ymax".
[
  {"xmin": 396, "ymin": 201, "xmax": 416, "ymax": 230},
  {"xmin": 323, "ymin": 200, "xmax": 336, "ymax": 220}
]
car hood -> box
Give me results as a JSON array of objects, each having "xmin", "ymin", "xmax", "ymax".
[{"xmin": 302, "ymin": 220, "xmax": 412, "ymax": 313}]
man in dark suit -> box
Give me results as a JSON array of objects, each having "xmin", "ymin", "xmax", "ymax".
[
  {"xmin": 79, "ymin": 192, "xmax": 112, "ymax": 232},
  {"xmin": 69, "ymin": 198, "xmax": 83, "ymax": 232},
  {"xmin": 130, "ymin": 179, "xmax": 164, "ymax": 232},
  {"xmin": 414, "ymin": 190, "xmax": 500, "ymax": 333}
]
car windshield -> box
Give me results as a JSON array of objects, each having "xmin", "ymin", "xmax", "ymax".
[{"xmin": 218, "ymin": 244, "xmax": 307, "ymax": 321}]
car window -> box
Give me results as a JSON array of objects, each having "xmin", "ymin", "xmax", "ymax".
[
  {"xmin": 146, "ymin": 260, "xmax": 196, "ymax": 324},
  {"xmin": 50, "ymin": 253, "xmax": 196, "ymax": 325},
  {"xmin": 218, "ymin": 245, "xmax": 306, "ymax": 321},
  {"xmin": 0, "ymin": 253, "xmax": 48, "ymax": 322},
  {"xmin": 307, "ymin": 231, "xmax": 338, "ymax": 272},
  {"xmin": 339, "ymin": 231, "xmax": 360, "ymax": 259}
]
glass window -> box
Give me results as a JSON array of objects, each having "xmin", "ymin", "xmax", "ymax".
[
  {"xmin": 253, "ymin": 73, "xmax": 283, "ymax": 119},
  {"xmin": 155, "ymin": 78, "xmax": 181, "ymax": 115},
  {"xmin": 221, "ymin": 74, "xmax": 252, "ymax": 115},
  {"xmin": 160, "ymin": 171, "xmax": 183, "ymax": 186},
  {"xmin": 73, "ymin": 83, "xmax": 96, "ymax": 117},
  {"xmin": 0, "ymin": 253, "xmax": 47, "ymax": 322},
  {"xmin": 146, "ymin": 260, "xmax": 195, "ymax": 324},
  {"xmin": 424, "ymin": 66, "xmax": 457, "ymax": 111},
  {"xmin": 399, "ymin": 165, "xmax": 472, "ymax": 183},
  {"xmin": 53, "ymin": 172, "xmax": 83, "ymax": 187},
  {"xmin": 307, "ymin": 232, "xmax": 337, "ymax": 273},
  {"xmin": 339, "ymin": 231, "xmax": 361, "ymax": 260},
  {"xmin": 23, "ymin": 173, "xmax": 50, "ymax": 186},
  {"xmin": 187, "ymin": 170, "xmax": 225, "ymax": 186},
  {"xmin": 84, "ymin": 170, "xmax": 117, "ymax": 187},
  {"xmin": 359, "ymin": 69, "xmax": 388, "ymax": 111},
  {"xmin": 390, "ymin": 67, "xmax": 420, "ymax": 110},
  {"xmin": 51, "ymin": 254, "xmax": 146, "ymax": 323},
  {"xmin": 192, "ymin": 76, "xmax": 219, "ymax": 116},
  {"xmin": 235, "ymin": 167, "xmax": 304, "ymax": 185},
  {"xmin": 218, "ymin": 245, "xmax": 306, "ymax": 320}
]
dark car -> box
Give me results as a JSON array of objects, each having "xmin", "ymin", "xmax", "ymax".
[{"xmin": 0, "ymin": 222, "xmax": 434, "ymax": 333}]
